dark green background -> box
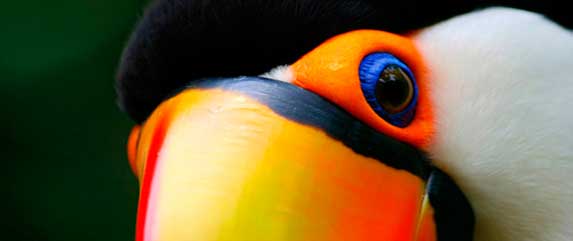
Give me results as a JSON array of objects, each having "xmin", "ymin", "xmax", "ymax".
[{"xmin": 1, "ymin": 1, "xmax": 150, "ymax": 240}]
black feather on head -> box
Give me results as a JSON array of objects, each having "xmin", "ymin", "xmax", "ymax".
[{"xmin": 116, "ymin": 0, "xmax": 571, "ymax": 123}]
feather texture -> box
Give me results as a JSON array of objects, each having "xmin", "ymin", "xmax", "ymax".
[
  {"xmin": 117, "ymin": 0, "xmax": 571, "ymax": 123},
  {"xmin": 415, "ymin": 8, "xmax": 573, "ymax": 241}
]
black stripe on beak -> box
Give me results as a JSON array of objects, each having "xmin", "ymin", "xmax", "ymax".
[{"xmin": 185, "ymin": 76, "xmax": 431, "ymax": 179}]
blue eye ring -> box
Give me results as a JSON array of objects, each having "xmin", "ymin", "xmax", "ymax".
[{"xmin": 359, "ymin": 52, "xmax": 418, "ymax": 128}]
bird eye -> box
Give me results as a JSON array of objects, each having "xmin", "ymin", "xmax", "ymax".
[{"xmin": 359, "ymin": 53, "xmax": 418, "ymax": 127}]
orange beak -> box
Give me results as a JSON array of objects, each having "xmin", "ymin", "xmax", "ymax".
[{"xmin": 126, "ymin": 30, "xmax": 475, "ymax": 241}]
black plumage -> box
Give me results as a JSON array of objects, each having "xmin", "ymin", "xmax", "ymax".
[{"xmin": 116, "ymin": 0, "xmax": 571, "ymax": 123}]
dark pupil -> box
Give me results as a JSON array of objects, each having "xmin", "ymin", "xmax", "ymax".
[{"xmin": 375, "ymin": 65, "xmax": 413, "ymax": 114}]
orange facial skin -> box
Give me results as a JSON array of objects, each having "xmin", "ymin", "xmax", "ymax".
[
  {"xmin": 123, "ymin": 30, "xmax": 454, "ymax": 241},
  {"xmin": 292, "ymin": 30, "xmax": 433, "ymax": 148},
  {"xmin": 128, "ymin": 88, "xmax": 437, "ymax": 241}
]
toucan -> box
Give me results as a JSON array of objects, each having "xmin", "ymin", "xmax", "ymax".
[{"xmin": 116, "ymin": 1, "xmax": 573, "ymax": 241}]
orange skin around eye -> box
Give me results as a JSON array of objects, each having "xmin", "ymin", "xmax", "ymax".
[{"xmin": 291, "ymin": 30, "xmax": 433, "ymax": 148}]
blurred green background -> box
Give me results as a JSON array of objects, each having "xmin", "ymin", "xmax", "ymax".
[{"xmin": 1, "ymin": 1, "xmax": 150, "ymax": 240}]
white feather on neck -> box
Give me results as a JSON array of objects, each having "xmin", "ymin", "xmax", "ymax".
[{"xmin": 414, "ymin": 7, "xmax": 573, "ymax": 241}]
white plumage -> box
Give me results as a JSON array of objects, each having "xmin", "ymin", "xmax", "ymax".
[{"xmin": 415, "ymin": 7, "xmax": 573, "ymax": 241}]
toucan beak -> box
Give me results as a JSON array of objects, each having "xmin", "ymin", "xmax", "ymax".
[{"xmin": 128, "ymin": 77, "xmax": 474, "ymax": 241}]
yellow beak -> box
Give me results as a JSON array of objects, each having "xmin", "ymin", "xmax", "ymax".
[{"xmin": 128, "ymin": 77, "xmax": 473, "ymax": 241}]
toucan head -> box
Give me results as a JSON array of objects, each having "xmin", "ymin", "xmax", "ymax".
[{"xmin": 116, "ymin": 1, "xmax": 573, "ymax": 241}]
